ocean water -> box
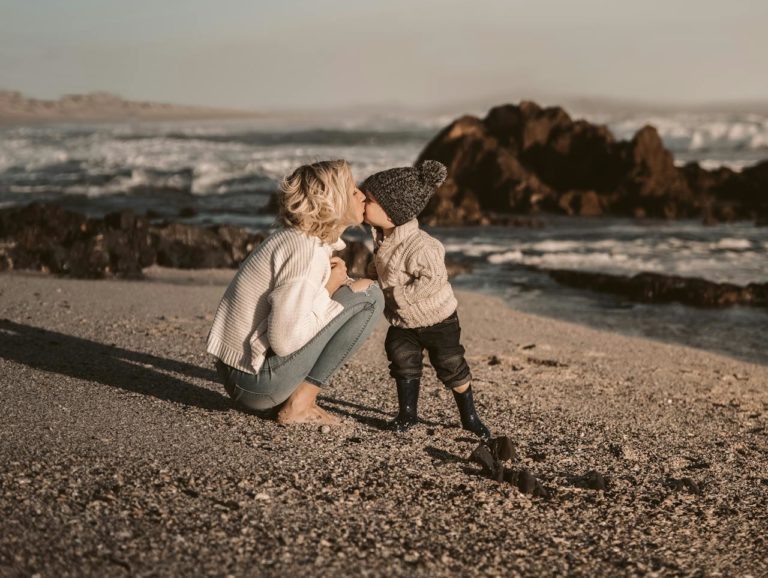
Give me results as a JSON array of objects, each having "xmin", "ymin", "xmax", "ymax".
[
  {"xmin": 431, "ymin": 220, "xmax": 768, "ymax": 365},
  {"xmin": 2, "ymin": 109, "xmax": 766, "ymax": 208},
  {"xmin": 1, "ymin": 110, "xmax": 767, "ymax": 364}
]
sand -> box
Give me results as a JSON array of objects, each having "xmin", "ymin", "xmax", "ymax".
[{"xmin": 1, "ymin": 267, "xmax": 766, "ymax": 577}]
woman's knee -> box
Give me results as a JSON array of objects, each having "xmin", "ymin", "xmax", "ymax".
[
  {"xmin": 354, "ymin": 283, "xmax": 384, "ymax": 324},
  {"xmin": 366, "ymin": 282, "xmax": 384, "ymax": 311},
  {"xmin": 334, "ymin": 282, "xmax": 384, "ymax": 312}
]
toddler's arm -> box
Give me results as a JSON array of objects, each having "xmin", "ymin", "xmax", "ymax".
[{"xmin": 387, "ymin": 242, "xmax": 448, "ymax": 308}]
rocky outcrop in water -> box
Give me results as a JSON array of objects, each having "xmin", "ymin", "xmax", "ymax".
[
  {"xmin": 0, "ymin": 204, "xmax": 263, "ymax": 278},
  {"xmin": 548, "ymin": 269, "xmax": 768, "ymax": 308},
  {"xmin": 0, "ymin": 203, "xmax": 469, "ymax": 281},
  {"xmin": 417, "ymin": 101, "xmax": 768, "ymax": 224}
]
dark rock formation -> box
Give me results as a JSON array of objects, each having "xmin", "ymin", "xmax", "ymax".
[
  {"xmin": 0, "ymin": 203, "xmax": 155, "ymax": 278},
  {"xmin": 468, "ymin": 436, "xmax": 548, "ymax": 496},
  {"xmin": 573, "ymin": 470, "xmax": 609, "ymax": 492},
  {"xmin": 417, "ymin": 101, "xmax": 768, "ymax": 224},
  {"xmin": 0, "ymin": 204, "xmax": 262, "ymax": 278},
  {"xmin": 548, "ymin": 269, "xmax": 768, "ymax": 308},
  {"xmin": 666, "ymin": 477, "xmax": 703, "ymax": 495},
  {"xmin": 0, "ymin": 203, "xmax": 469, "ymax": 281},
  {"xmin": 153, "ymin": 222, "xmax": 262, "ymax": 270}
]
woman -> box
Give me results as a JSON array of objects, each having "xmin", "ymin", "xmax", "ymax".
[{"xmin": 207, "ymin": 160, "xmax": 384, "ymax": 425}]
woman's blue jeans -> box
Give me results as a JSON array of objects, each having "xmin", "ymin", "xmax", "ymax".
[{"xmin": 215, "ymin": 283, "xmax": 384, "ymax": 411}]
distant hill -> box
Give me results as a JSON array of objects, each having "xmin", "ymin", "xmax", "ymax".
[{"xmin": 0, "ymin": 90, "xmax": 263, "ymax": 123}]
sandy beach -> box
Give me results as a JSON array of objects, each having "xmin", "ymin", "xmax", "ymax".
[{"xmin": 1, "ymin": 267, "xmax": 766, "ymax": 577}]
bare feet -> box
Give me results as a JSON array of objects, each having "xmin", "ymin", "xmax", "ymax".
[
  {"xmin": 275, "ymin": 381, "xmax": 342, "ymax": 426},
  {"xmin": 276, "ymin": 403, "xmax": 341, "ymax": 425}
]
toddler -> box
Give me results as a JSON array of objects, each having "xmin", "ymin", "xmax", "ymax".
[{"xmin": 362, "ymin": 160, "xmax": 491, "ymax": 440}]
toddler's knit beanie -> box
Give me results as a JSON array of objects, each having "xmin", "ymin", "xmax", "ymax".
[{"xmin": 362, "ymin": 160, "xmax": 447, "ymax": 225}]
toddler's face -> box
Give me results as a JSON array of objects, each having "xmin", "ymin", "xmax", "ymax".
[{"xmin": 363, "ymin": 192, "xmax": 395, "ymax": 228}]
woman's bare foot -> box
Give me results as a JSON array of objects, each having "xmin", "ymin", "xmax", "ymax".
[
  {"xmin": 277, "ymin": 404, "xmax": 341, "ymax": 425},
  {"xmin": 276, "ymin": 381, "xmax": 342, "ymax": 426}
]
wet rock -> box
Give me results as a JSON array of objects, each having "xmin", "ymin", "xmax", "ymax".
[
  {"xmin": 558, "ymin": 190, "xmax": 604, "ymax": 217},
  {"xmin": 548, "ymin": 269, "xmax": 768, "ymax": 309},
  {"xmin": 503, "ymin": 468, "xmax": 549, "ymax": 497},
  {"xmin": 575, "ymin": 470, "xmax": 609, "ymax": 491},
  {"xmin": 416, "ymin": 101, "xmax": 767, "ymax": 224},
  {"xmin": 469, "ymin": 443, "xmax": 497, "ymax": 474},
  {"xmin": 152, "ymin": 222, "xmax": 262, "ymax": 269},
  {"xmin": 0, "ymin": 203, "xmax": 263, "ymax": 278},
  {"xmin": 0, "ymin": 203, "xmax": 468, "ymax": 280},
  {"xmin": 468, "ymin": 437, "xmax": 544, "ymax": 495},
  {"xmin": 667, "ymin": 477, "xmax": 702, "ymax": 495},
  {"xmin": 0, "ymin": 203, "xmax": 155, "ymax": 278},
  {"xmin": 470, "ymin": 436, "xmax": 517, "ymax": 473},
  {"xmin": 488, "ymin": 436, "xmax": 517, "ymax": 462}
]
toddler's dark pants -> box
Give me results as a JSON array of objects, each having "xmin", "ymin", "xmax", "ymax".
[{"xmin": 384, "ymin": 310, "xmax": 471, "ymax": 389}]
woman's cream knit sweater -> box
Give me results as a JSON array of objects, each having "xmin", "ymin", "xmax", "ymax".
[{"xmin": 206, "ymin": 227, "xmax": 345, "ymax": 373}]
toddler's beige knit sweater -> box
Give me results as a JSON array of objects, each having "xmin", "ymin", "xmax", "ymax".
[{"xmin": 370, "ymin": 219, "xmax": 457, "ymax": 328}]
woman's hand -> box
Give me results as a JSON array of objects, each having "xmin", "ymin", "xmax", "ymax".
[{"xmin": 325, "ymin": 256, "xmax": 348, "ymax": 296}]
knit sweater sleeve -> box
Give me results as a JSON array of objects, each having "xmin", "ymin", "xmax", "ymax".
[
  {"xmin": 267, "ymin": 245, "xmax": 344, "ymax": 357},
  {"xmin": 390, "ymin": 239, "xmax": 448, "ymax": 308}
]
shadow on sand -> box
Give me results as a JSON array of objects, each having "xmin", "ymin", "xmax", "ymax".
[
  {"xmin": 321, "ymin": 396, "xmax": 444, "ymax": 429},
  {"xmin": 0, "ymin": 319, "xmax": 231, "ymax": 412}
]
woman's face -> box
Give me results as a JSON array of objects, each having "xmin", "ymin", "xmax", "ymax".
[{"xmin": 348, "ymin": 185, "xmax": 366, "ymax": 225}]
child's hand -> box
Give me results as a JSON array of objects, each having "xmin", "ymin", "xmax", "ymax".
[{"xmin": 325, "ymin": 256, "xmax": 348, "ymax": 295}]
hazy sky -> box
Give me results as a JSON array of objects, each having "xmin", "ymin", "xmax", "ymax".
[{"xmin": 1, "ymin": 0, "xmax": 766, "ymax": 110}]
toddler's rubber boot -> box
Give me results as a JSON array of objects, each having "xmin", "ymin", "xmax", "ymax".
[
  {"xmin": 453, "ymin": 385, "xmax": 491, "ymax": 441},
  {"xmin": 388, "ymin": 378, "xmax": 420, "ymax": 432}
]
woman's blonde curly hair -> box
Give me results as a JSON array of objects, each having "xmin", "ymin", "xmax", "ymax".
[{"xmin": 279, "ymin": 159, "xmax": 355, "ymax": 244}]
